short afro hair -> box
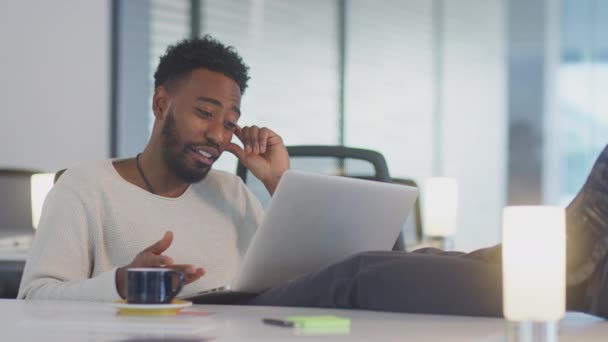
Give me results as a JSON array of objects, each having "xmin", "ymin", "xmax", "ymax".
[{"xmin": 153, "ymin": 35, "xmax": 250, "ymax": 94}]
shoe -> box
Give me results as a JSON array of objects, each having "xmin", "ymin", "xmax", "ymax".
[{"xmin": 566, "ymin": 145, "xmax": 608, "ymax": 286}]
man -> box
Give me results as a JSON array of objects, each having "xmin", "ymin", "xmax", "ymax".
[
  {"xmin": 19, "ymin": 36, "xmax": 608, "ymax": 319},
  {"xmin": 18, "ymin": 36, "xmax": 288, "ymax": 300}
]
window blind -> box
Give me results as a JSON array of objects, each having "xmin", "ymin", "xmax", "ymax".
[{"xmin": 199, "ymin": 0, "xmax": 340, "ymax": 172}]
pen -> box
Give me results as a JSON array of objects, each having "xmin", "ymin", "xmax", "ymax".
[{"xmin": 262, "ymin": 318, "xmax": 295, "ymax": 328}]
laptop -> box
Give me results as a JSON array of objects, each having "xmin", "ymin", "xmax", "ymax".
[{"xmin": 183, "ymin": 169, "xmax": 419, "ymax": 304}]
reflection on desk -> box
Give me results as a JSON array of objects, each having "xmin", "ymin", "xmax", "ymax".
[{"xmin": 0, "ymin": 299, "xmax": 607, "ymax": 341}]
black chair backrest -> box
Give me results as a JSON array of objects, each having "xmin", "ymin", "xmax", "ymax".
[
  {"xmin": 54, "ymin": 169, "xmax": 67, "ymax": 184},
  {"xmin": 236, "ymin": 145, "xmax": 391, "ymax": 183},
  {"xmin": 237, "ymin": 145, "xmax": 392, "ymax": 208}
]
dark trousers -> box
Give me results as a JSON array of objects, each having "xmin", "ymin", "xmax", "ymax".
[
  {"xmin": 248, "ymin": 246, "xmax": 594, "ymax": 317},
  {"xmin": 248, "ymin": 144, "xmax": 608, "ymax": 318}
]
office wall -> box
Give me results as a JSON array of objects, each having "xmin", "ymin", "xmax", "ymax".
[
  {"xmin": 345, "ymin": 0, "xmax": 435, "ymax": 185},
  {"xmin": 344, "ymin": 0, "xmax": 507, "ymax": 251},
  {"xmin": 441, "ymin": 0, "xmax": 507, "ymax": 251},
  {"xmin": 0, "ymin": 0, "xmax": 110, "ymax": 172}
]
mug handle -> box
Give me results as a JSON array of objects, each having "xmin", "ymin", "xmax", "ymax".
[{"xmin": 168, "ymin": 270, "xmax": 185, "ymax": 300}]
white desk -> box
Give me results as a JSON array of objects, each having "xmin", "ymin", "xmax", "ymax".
[{"xmin": 0, "ymin": 299, "xmax": 607, "ymax": 341}]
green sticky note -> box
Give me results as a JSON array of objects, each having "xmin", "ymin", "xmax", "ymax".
[{"xmin": 286, "ymin": 315, "xmax": 351, "ymax": 329}]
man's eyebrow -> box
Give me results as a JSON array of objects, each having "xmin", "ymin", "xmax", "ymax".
[
  {"xmin": 196, "ymin": 96, "xmax": 241, "ymax": 117},
  {"xmin": 196, "ymin": 96, "xmax": 221, "ymax": 106},
  {"xmin": 231, "ymin": 105, "xmax": 241, "ymax": 117}
]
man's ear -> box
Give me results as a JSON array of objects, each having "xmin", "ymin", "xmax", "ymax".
[{"xmin": 152, "ymin": 86, "xmax": 170, "ymax": 120}]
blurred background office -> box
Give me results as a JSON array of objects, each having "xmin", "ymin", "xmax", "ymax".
[{"xmin": 0, "ymin": 0, "xmax": 605, "ymax": 252}]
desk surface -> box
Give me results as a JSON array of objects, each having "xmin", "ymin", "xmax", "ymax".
[{"xmin": 0, "ymin": 299, "xmax": 607, "ymax": 341}]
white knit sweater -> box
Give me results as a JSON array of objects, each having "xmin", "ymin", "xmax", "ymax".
[{"xmin": 18, "ymin": 160, "xmax": 263, "ymax": 301}]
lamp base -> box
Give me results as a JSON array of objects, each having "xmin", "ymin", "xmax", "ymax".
[
  {"xmin": 506, "ymin": 321, "xmax": 558, "ymax": 342},
  {"xmin": 426, "ymin": 236, "xmax": 454, "ymax": 250}
]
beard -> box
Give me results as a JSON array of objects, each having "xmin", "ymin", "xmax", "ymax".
[{"xmin": 161, "ymin": 109, "xmax": 212, "ymax": 183}]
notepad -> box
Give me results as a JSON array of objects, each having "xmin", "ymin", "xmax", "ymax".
[{"xmin": 286, "ymin": 315, "xmax": 351, "ymax": 329}]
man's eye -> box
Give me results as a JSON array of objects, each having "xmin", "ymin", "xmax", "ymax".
[
  {"xmin": 224, "ymin": 121, "xmax": 237, "ymax": 130},
  {"xmin": 196, "ymin": 108, "xmax": 212, "ymax": 118}
]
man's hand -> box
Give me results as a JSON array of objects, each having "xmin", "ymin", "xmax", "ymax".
[
  {"xmin": 115, "ymin": 231, "xmax": 205, "ymax": 299},
  {"xmin": 226, "ymin": 125, "xmax": 289, "ymax": 195}
]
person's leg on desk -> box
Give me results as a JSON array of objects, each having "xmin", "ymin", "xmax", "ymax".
[
  {"xmin": 249, "ymin": 249, "xmax": 503, "ymax": 316},
  {"xmin": 250, "ymin": 145, "xmax": 608, "ymax": 319}
]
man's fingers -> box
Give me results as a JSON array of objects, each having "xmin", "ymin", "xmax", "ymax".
[
  {"xmin": 249, "ymin": 125, "xmax": 260, "ymax": 153},
  {"xmin": 263, "ymin": 127, "xmax": 283, "ymax": 147},
  {"xmin": 169, "ymin": 265, "xmax": 205, "ymax": 284},
  {"xmin": 184, "ymin": 268, "xmax": 205, "ymax": 284},
  {"xmin": 238, "ymin": 125, "xmax": 278, "ymax": 155},
  {"xmin": 143, "ymin": 254, "xmax": 173, "ymax": 267},
  {"xmin": 131, "ymin": 253, "xmax": 173, "ymax": 268},
  {"xmin": 169, "ymin": 264, "xmax": 200, "ymax": 274},
  {"xmin": 183, "ymin": 267, "xmax": 205, "ymax": 284},
  {"xmin": 241, "ymin": 126, "xmax": 252, "ymax": 153},
  {"xmin": 234, "ymin": 124, "xmax": 243, "ymax": 140},
  {"xmin": 259, "ymin": 128, "xmax": 270, "ymax": 154},
  {"xmin": 143, "ymin": 231, "xmax": 174, "ymax": 254},
  {"xmin": 158, "ymin": 255, "xmax": 174, "ymax": 266},
  {"xmin": 226, "ymin": 143, "xmax": 245, "ymax": 161},
  {"xmin": 242, "ymin": 126, "xmax": 261, "ymax": 154},
  {"xmin": 232, "ymin": 126, "xmax": 249, "ymax": 153}
]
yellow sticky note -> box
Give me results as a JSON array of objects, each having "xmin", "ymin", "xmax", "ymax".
[{"xmin": 286, "ymin": 315, "xmax": 351, "ymax": 329}]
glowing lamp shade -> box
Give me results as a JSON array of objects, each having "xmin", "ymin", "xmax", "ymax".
[
  {"xmin": 423, "ymin": 177, "xmax": 458, "ymax": 237},
  {"xmin": 502, "ymin": 206, "xmax": 566, "ymax": 321},
  {"xmin": 31, "ymin": 173, "xmax": 55, "ymax": 229}
]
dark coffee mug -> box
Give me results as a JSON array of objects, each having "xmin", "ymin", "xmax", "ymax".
[{"xmin": 126, "ymin": 268, "xmax": 185, "ymax": 304}]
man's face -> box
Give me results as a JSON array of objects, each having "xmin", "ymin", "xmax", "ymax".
[{"xmin": 159, "ymin": 69, "xmax": 241, "ymax": 183}]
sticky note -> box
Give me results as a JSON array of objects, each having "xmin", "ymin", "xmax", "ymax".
[{"xmin": 286, "ymin": 315, "xmax": 351, "ymax": 329}]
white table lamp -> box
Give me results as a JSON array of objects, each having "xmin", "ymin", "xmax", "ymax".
[
  {"xmin": 423, "ymin": 177, "xmax": 458, "ymax": 249},
  {"xmin": 31, "ymin": 173, "xmax": 55, "ymax": 229},
  {"xmin": 502, "ymin": 206, "xmax": 565, "ymax": 342}
]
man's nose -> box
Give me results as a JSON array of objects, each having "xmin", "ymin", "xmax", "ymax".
[{"xmin": 205, "ymin": 119, "xmax": 224, "ymax": 144}]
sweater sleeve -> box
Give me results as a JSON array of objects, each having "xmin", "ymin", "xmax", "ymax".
[{"xmin": 17, "ymin": 182, "xmax": 121, "ymax": 302}]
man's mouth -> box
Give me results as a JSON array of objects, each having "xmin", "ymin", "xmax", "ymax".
[
  {"xmin": 188, "ymin": 146, "xmax": 219, "ymax": 166},
  {"xmin": 199, "ymin": 150, "xmax": 213, "ymax": 158}
]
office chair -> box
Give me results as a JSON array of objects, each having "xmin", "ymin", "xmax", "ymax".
[
  {"xmin": 236, "ymin": 145, "xmax": 422, "ymax": 250},
  {"xmin": 0, "ymin": 168, "xmax": 40, "ymax": 298},
  {"xmin": 54, "ymin": 169, "xmax": 67, "ymax": 183}
]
